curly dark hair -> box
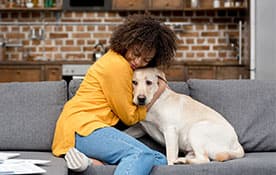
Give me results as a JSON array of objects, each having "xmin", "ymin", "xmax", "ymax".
[{"xmin": 109, "ymin": 14, "xmax": 177, "ymax": 67}]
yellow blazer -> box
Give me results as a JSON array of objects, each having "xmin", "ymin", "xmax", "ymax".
[{"xmin": 52, "ymin": 50, "xmax": 146, "ymax": 156}]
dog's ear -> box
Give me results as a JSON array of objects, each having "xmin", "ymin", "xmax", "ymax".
[{"xmin": 154, "ymin": 68, "xmax": 167, "ymax": 83}]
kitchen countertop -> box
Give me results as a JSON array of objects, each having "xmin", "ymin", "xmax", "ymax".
[
  {"xmin": 0, "ymin": 58, "xmax": 246, "ymax": 66},
  {"xmin": 173, "ymin": 58, "xmax": 246, "ymax": 66},
  {"xmin": 0, "ymin": 60, "xmax": 94, "ymax": 65}
]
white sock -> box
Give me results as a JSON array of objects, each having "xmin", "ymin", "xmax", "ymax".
[{"xmin": 65, "ymin": 147, "xmax": 92, "ymax": 172}]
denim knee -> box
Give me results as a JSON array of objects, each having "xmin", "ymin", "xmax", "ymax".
[
  {"xmin": 115, "ymin": 151, "xmax": 157, "ymax": 175},
  {"xmin": 152, "ymin": 151, "xmax": 167, "ymax": 166}
]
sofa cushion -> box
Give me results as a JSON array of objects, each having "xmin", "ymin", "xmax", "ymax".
[
  {"xmin": 68, "ymin": 79, "xmax": 82, "ymax": 99},
  {"xmin": 187, "ymin": 79, "xmax": 276, "ymax": 152},
  {"xmin": 70, "ymin": 152, "xmax": 276, "ymax": 175},
  {"xmin": 0, "ymin": 81, "xmax": 67, "ymax": 151},
  {"xmin": 168, "ymin": 81, "xmax": 190, "ymax": 95},
  {"xmin": 68, "ymin": 79, "xmax": 190, "ymax": 99}
]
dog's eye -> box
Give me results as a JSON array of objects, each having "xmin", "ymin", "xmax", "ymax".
[
  {"xmin": 146, "ymin": 80, "xmax": 152, "ymax": 86},
  {"xmin": 132, "ymin": 80, "xmax": 138, "ymax": 86}
]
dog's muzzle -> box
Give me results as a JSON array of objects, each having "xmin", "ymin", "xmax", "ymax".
[{"xmin": 137, "ymin": 95, "xmax": 146, "ymax": 106}]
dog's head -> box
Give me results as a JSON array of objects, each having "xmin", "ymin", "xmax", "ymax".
[{"xmin": 132, "ymin": 68, "xmax": 166, "ymax": 106}]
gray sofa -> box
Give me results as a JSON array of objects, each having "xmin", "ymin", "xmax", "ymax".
[
  {"xmin": 1, "ymin": 79, "xmax": 276, "ymax": 175},
  {"xmin": 0, "ymin": 81, "xmax": 68, "ymax": 174}
]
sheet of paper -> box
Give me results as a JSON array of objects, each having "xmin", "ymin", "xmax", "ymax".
[
  {"xmin": 3, "ymin": 159, "xmax": 50, "ymax": 165},
  {"xmin": 0, "ymin": 153, "xmax": 20, "ymax": 161},
  {"xmin": 0, "ymin": 162, "xmax": 46, "ymax": 174}
]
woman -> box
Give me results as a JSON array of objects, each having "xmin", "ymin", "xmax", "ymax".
[{"xmin": 52, "ymin": 14, "xmax": 177, "ymax": 175}]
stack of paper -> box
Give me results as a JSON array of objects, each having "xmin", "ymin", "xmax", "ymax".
[
  {"xmin": 0, "ymin": 162, "xmax": 46, "ymax": 174},
  {"xmin": 0, "ymin": 153, "xmax": 20, "ymax": 161},
  {"xmin": 0, "ymin": 152, "xmax": 50, "ymax": 174}
]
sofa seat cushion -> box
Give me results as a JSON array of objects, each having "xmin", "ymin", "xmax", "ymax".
[
  {"xmin": 187, "ymin": 79, "xmax": 276, "ymax": 152},
  {"xmin": 2, "ymin": 151, "xmax": 67, "ymax": 175},
  {"xmin": 70, "ymin": 152, "xmax": 276, "ymax": 175},
  {"xmin": 167, "ymin": 81, "xmax": 190, "ymax": 95},
  {"xmin": 151, "ymin": 152, "xmax": 276, "ymax": 175},
  {"xmin": 0, "ymin": 81, "xmax": 67, "ymax": 151},
  {"xmin": 68, "ymin": 79, "xmax": 190, "ymax": 99},
  {"xmin": 68, "ymin": 79, "xmax": 83, "ymax": 99}
]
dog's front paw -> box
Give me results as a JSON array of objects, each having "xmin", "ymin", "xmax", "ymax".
[
  {"xmin": 174, "ymin": 157, "xmax": 188, "ymax": 164},
  {"xmin": 167, "ymin": 161, "xmax": 175, "ymax": 165}
]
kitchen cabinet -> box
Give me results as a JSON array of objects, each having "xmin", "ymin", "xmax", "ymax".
[
  {"xmin": 0, "ymin": 61, "xmax": 94, "ymax": 82},
  {"xmin": 44, "ymin": 65, "xmax": 62, "ymax": 81},
  {"xmin": 112, "ymin": 0, "xmax": 146, "ymax": 10},
  {"xmin": 149, "ymin": 0, "xmax": 184, "ymax": 10},
  {"xmin": 112, "ymin": 0, "xmax": 184, "ymax": 10},
  {"xmin": 216, "ymin": 66, "xmax": 247, "ymax": 79},
  {"xmin": 186, "ymin": 65, "xmax": 249, "ymax": 80},
  {"xmin": 0, "ymin": 62, "xmax": 62, "ymax": 82},
  {"xmin": 0, "ymin": 65, "xmax": 43, "ymax": 82},
  {"xmin": 163, "ymin": 65, "xmax": 186, "ymax": 81},
  {"xmin": 186, "ymin": 66, "xmax": 216, "ymax": 79},
  {"xmin": 162, "ymin": 60, "xmax": 249, "ymax": 81},
  {"xmin": 0, "ymin": 60, "xmax": 249, "ymax": 82}
]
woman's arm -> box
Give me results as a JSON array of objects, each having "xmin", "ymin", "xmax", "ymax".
[{"xmin": 98, "ymin": 54, "xmax": 147, "ymax": 125}]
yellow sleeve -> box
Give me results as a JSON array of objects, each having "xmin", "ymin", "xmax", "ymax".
[{"xmin": 95, "ymin": 52, "xmax": 146, "ymax": 126}]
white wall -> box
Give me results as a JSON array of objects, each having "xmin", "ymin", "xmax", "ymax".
[{"xmin": 253, "ymin": 0, "xmax": 276, "ymax": 80}]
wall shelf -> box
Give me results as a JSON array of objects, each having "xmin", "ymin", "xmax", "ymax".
[
  {"xmin": 182, "ymin": 6, "xmax": 247, "ymax": 11},
  {"xmin": 0, "ymin": 7, "xmax": 62, "ymax": 11}
]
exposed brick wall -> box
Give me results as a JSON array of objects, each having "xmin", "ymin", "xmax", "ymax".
[{"xmin": 0, "ymin": 10, "xmax": 249, "ymax": 63}]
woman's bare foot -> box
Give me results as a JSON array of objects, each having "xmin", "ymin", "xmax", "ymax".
[{"xmin": 90, "ymin": 158, "xmax": 104, "ymax": 166}]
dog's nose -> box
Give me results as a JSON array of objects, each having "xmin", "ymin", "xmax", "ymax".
[{"xmin": 137, "ymin": 95, "xmax": 146, "ymax": 105}]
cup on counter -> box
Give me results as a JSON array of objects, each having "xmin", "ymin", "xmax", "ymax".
[
  {"xmin": 235, "ymin": 0, "xmax": 243, "ymax": 7},
  {"xmin": 0, "ymin": 40, "xmax": 6, "ymax": 61},
  {"xmin": 32, "ymin": 0, "xmax": 38, "ymax": 7},
  {"xmin": 224, "ymin": 0, "xmax": 234, "ymax": 7},
  {"xmin": 191, "ymin": 0, "xmax": 200, "ymax": 8},
  {"xmin": 213, "ymin": 0, "xmax": 220, "ymax": 8},
  {"xmin": 44, "ymin": 0, "xmax": 53, "ymax": 7},
  {"xmin": 26, "ymin": 0, "xmax": 34, "ymax": 8}
]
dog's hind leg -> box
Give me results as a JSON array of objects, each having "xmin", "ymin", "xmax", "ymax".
[
  {"xmin": 175, "ymin": 142, "xmax": 210, "ymax": 164},
  {"xmin": 186, "ymin": 148, "xmax": 210, "ymax": 164},
  {"xmin": 186, "ymin": 124, "xmax": 211, "ymax": 164}
]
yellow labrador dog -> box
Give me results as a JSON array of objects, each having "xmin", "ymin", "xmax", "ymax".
[{"xmin": 125, "ymin": 68, "xmax": 244, "ymax": 165}]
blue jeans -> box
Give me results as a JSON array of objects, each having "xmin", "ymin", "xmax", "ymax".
[{"xmin": 75, "ymin": 127, "xmax": 167, "ymax": 175}]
